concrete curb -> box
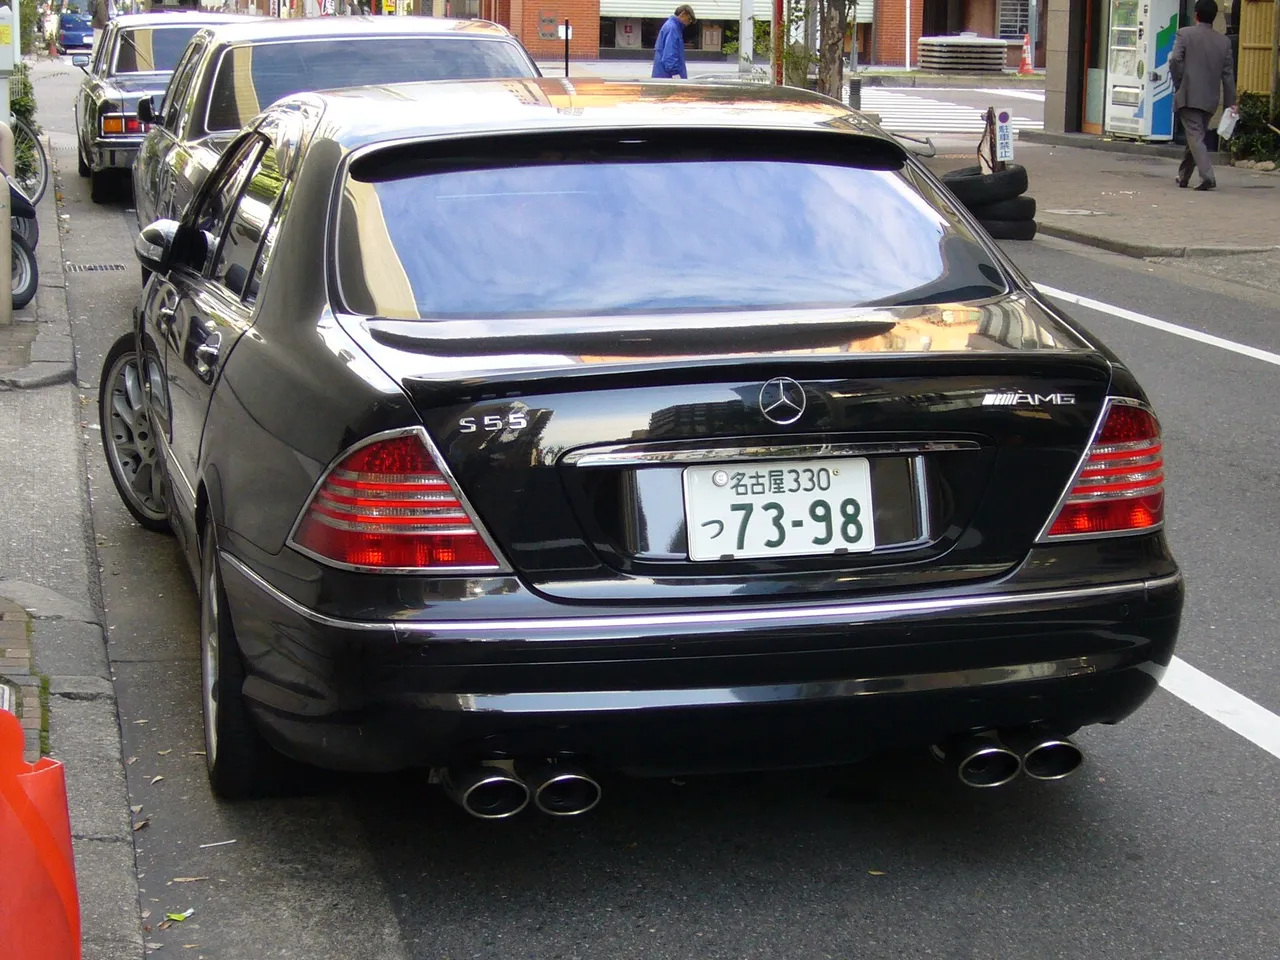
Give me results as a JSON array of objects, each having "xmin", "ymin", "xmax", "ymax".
[
  {"xmin": 859, "ymin": 72, "xmax": 1045, "ymax": 88},
  {"xmin": 1036, "ymin": 220, "xmax": 1280, "ymax": 259},
  {"xmin": 1017, "ymin": 128, "xmax": 1231, "ymax": 163},
  {"xmin": 0, "ymin": 136, "xmax": 76, "ymax": 391}
]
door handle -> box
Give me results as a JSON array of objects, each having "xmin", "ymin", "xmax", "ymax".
[
  {"xmin": 156, "ymin": 306, "xmax": 176, "ymax": 329},
  {"xmin": 194, "ymin": 341, "xmax": 220, "ymax": 364}
]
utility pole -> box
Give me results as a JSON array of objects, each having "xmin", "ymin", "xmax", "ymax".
[{"xmin": 739, "ymin": 0, "xmax": 752, "ymax": 76}]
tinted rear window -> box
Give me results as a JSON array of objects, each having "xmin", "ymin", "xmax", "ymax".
[
  {"xmin": 206, "ymin": 37, "xmax": 535, "ymax": 132},
  {"xmin": 336, "ymin": 155, "xmax": 1006, "ymax": 320},
  {"xmin": 61, "ymin": 14, "xmax": 91, "ymax": 29},
  {"xmin": 115, "ymin": 27, "xmax": 199, "ymax": 73}
]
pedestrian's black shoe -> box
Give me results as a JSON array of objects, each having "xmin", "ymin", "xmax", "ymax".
[
  {"xmin": 1176, "ymin": 176, "xmax": 1189, "ymax": 188},
  {"xmin": 1193, "ymin": 180, "xmax": 1216, "ymax": 191}
]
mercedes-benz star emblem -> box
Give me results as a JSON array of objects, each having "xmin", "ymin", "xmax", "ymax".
[{"xmin": 759, "ymin": 377, "xmax": 807, "ymax": 426}]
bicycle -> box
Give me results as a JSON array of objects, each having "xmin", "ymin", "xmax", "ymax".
[{"xmin": 9, "ymin": 68, "xmax": 49, "ymax": 206}]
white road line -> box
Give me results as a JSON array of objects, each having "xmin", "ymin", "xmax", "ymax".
[
  {"xmin": 861, "ymin": 90, "xmax": 1043, "ymax": 133},
  {"xmin": 1162, "ymin": 658, "xmax": 1280, "ymax": 760},
  {"xmin": 971, "ymin": 87, "xmax": 1047, "ymax": 102},
  {"xmin": 1036, "ymin": 284, "xmax": 1280, "ymax": 368}
]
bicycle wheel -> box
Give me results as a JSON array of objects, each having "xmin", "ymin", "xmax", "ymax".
[{"xmin": 10, "ymin": 117, "xmax": 48, "ymax": 206}]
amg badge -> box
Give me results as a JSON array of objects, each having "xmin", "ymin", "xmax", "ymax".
[{"xmin": 982, "ymin": 391, "xmax": 1076, "ymax": 407}]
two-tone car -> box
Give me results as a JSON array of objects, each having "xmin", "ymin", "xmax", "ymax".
[
  {"xmin": 131, "ymin": 16, "xmax": 539, "ymax": 236},
  {"xmin": 100, "ymin": 79, "xmax": 1182, "ymax": 816},
  {"xmin": 73, "ymin": 12, "xmax": 245, "ymax": 203}
]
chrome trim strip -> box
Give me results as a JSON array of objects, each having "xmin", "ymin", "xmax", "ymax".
[
  {"xmin": 409, "ymin": 653, "xmax": 1127, "ymax": 714},
  {"xmin": 283, "ymin": 425, "xmax": 513, "ymax": 575},
  {"xmin": 219, "ymin": 552, "xmax": 1181, "ymax": 637},
  {"xmin": 912, "ymin": 453, "xmax": 932, "ymax": 544},
  {"xmin": 562, "ymin": 440, "xmax": 981, "ymax": 468}
]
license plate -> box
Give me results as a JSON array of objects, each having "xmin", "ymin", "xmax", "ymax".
[{"xmin": 683, "ymin": 458, "xmax": 876, "ymax": 561}]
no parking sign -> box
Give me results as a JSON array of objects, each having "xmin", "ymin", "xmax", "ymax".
[{"xmin": 996, "ymin": 109, "xmax": 1014, "ymax": 162}]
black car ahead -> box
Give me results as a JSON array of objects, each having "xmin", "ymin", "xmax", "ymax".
[
  {"xmin": 73, "ymin": 12, "xmax": 246, "ymax": 203},
  {"xmin": 101, "ymin": 78, "xmax": 1182, "ymax": 817},
  {"xmin": 130, "ymin": 16, "xmax": 538, "ymax": 234}
]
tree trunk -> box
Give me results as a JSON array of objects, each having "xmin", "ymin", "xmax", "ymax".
[{"xmin": 816, "ymin": 0, "xmax": 849, "ymax": 100}]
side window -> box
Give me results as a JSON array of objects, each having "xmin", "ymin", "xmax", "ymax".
[
  {"xmin": 188, "ymin": 137, "xmax": 264, "ymax": 276},
  {"xmin": 162, "ymin": 44, "xmax": 204, "ymax": 131},
  {"xmin": 213, "ymin": 142, "xmax": 286, "ymax": 303},
  {"xmin": 91, "ymin": 28, "xmax": 112, "ymax": 75}
]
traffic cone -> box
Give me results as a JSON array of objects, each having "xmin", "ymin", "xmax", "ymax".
[
  {"xmin": 1019, "ymin": 33, "xmax": 1034, "ymax": 75},
  {"xmin": 0, "ymin": 709, "xmax": 81, "ymax": 960}
]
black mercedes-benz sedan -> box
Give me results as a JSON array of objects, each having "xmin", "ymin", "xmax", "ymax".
[{"xmin": 101, "ymin": 78, "xmax": 1182, "ymax": 816}]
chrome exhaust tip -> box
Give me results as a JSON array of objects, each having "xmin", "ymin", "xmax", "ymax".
[
  {"xmin": 441, "ymin": 765, "xmax": 530, "ymax": 819},
  {"xmin": 931, "ymin": 734, "xmax": 1023, "ymax": 788},
  {"xmin": 999, "ymin": 726, "xmax": 1084, "ymax": 781},
  {"xmin": 522, "ymin": 764, "xmax": 602, "ymax": 816}
]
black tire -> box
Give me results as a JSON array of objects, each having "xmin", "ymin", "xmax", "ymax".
[
  {"xmin": 970, "ymin": 195, "xmax": 1036, "ymax": 221},
  {"xmin": 11, "ymin": 233, "xmax": 37, "ymax": 309},
  {"xmin": 941, "ymin": 163, "xmax": 1029, "ymax": 207},
  {"xmin": 90, "ymin": 168, "xmax": 115, "ymax": 204},
  {"xmin": 981, "ymin": 218, "xmax": 1038, "ymax": 241},
  {"xmin": 200, "ymin": 519, "xmax": 273, "ymax": 800},
  {"xmin": 12, "ymin": 213, "xmax": 38, "ymax": 251},
  {"xmin": 78, "ymin": 146, "xmax": 90, "ymax": 178},
  {"xmin": 99, "ymin": 334, "xmax": 172, "ymax": 533}
]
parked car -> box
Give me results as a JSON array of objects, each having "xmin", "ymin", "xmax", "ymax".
[
  {"xmin": 73, "ymin": 12, "xmax": 246, "ymax": 204},
  {"xmin": 100, "ymin": 78, "xmax": 1182, "ymax": 814},
  {"xmin": 131, "ymin": 16, "xmax": 538, "ymax": 238},
  {"xmin": 56, "ymin": 12, "xmax": 94, "ymax": 53}
]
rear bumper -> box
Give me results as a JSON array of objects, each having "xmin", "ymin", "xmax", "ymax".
[
  {"xmin": 88, "ymin": 138, "xmax": 142, "ymax": 171},
  {"xmin": 220, "ymin": 551, "xmax": 1183, "ymax": 775}
]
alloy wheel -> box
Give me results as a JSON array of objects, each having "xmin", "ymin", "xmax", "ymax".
[
  {"xmin": 11, "ymin": 241, "xmax": 31, "ymax": 296},
  {"xmin": 201, "ymin": 557, "xmax": 220, "ymax": 769},
  {"xmin": 103, "ymin": 351, "xmax": 168, "ymax": 523}
]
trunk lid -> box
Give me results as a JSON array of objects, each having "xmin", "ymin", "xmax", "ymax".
[{"xmin": 336, "ymin": 296, "xmax": 1112, "ymax": 603}]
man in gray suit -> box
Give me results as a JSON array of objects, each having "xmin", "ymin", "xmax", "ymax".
[{"xmin": 1168, "ymin": 0, "xmax": 1236, "ymax": 190}]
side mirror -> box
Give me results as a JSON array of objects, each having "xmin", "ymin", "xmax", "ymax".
[
  {"xmin": 72, "ymin": 54, "xmax": 90, "ymax": 71},
  {"xmin": 136, "ymin": 97, "xmax": 155, "ymax": 125},
  {"xmin": 135, "ymin": 219, "xmax": 180, "ymax": 275}
]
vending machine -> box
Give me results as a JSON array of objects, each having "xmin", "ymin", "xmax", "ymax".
[{"xmin": 1103, "ymin": 0, "xmax": 1181, "ymax": 140}]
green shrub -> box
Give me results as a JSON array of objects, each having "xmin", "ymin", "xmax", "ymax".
[
  {"xmin": 10, "ymin": 63, "xmax": 39, "ymax": 185},
  {"xmin": 1230, "ymin": 92, "xmax": 1279, "ymax": 163}
]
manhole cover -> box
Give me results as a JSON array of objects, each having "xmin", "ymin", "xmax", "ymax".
[{"xmin": 65, "ymin": 263, "xmax": 127, "ymax": 273}]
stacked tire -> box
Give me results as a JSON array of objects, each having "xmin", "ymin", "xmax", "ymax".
[{"xmin": 939, "ymin": 163, "xmax": 1037, "ymax": 241}]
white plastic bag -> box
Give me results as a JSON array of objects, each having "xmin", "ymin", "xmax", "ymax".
[{"xmin": 1217, "ymin": 106, "xmax": 1239, "ymax": 140}]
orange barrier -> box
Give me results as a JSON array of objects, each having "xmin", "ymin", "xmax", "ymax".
[{"xmin": 0, "ymin": 708, "xmax": 81, "ymax": 960}]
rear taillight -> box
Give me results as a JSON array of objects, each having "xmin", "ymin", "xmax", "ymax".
[
  {"xmin": 101, "ymin": 114, "xmax": 149, "ymax": 136},
  {"xmin": 1040, "ymin": 399, "xmax": 1164, "ymax": 540},
  {"xmin": 290, "ymin": 429, "xmax": 502, "ymax": 572}
]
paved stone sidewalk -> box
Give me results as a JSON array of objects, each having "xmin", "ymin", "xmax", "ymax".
[{"xmin": 925, "ymin": 142, "xmax": 1280, "ymax": 257}]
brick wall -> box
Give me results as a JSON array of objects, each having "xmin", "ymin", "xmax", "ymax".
[
  {"xmin": 509, "ymin": 0, "xmax": 601, "ymax": 58},
  {"xmin": 873, "ymin": 0, "xmax": 923, "ymax": 67}
]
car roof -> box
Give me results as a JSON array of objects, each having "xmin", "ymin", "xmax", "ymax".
[
  {"xmin": 282, "ymin": 78, "xmax": 890, "ymax": 151},
  {"xmin": 105, "ymin": 11, "xmax": 249, "ymax": 28},
  {"xmin": 193, "ymin": 15, "xmax": 515, "ymax": 46}
]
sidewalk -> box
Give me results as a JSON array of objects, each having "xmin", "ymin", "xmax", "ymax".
[{"xmin": 924, "ymin": 142, "xmax": 1280, "ymax": 258}]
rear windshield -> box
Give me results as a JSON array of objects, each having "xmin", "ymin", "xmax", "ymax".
[
  {"xmin": 206, "ymin": 37, "xmax": 535, "ymax": 132},
  {"xmin": 61, "ymin": 14, "xmax": 91, "ymax": 28},
  {"xmin": 115, "ymin": 27, "xmax": 199, "ymax": 73},
  {"xmin": 336, "ymin": 154, "xmax": 1007, "ymax": 320}
]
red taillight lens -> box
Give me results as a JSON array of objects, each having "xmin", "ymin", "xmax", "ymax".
[
  {"xmin": 1043, "ymin": 401, "xmax": 1164, "ymax": 539},
  {"xmin": 292, "ymin": 432, "xmax": 501, "ymax": 571}
]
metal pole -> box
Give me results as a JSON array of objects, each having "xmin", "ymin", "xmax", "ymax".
[
  {"xmin": 564, "ymin": 18, "xmax": 569, "ymax": 77},
  {"xmin": 904, "ymin": 0, "xmax": 911, "ymax": 69},
  {"xmin": 1271, "ymin": 0, "xmax": 1279, "ymax": 117},
  {"xmin": 0, "ymin": 121, "xmax": 12, "ymax": 327},
  {"xmin": 772, "ymin": 0, "xmax": 783, "ymax": 82},
  {"xmin": 739, "ymin": 0, "xmax": 752, "ymax": 76}
]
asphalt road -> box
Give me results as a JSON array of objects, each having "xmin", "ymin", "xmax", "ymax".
[{"xmin": 30, "ymin": 57, "xmax": 1280, "ymax": 960}]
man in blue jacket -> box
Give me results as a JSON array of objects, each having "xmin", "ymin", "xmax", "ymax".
[{"xmin": 652, "ymin": 5, "xmax": 696, "ymax": 79}]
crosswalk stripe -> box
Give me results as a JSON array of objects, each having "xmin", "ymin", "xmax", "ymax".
[{"xmin": 861, "ymin": 90, "xmax": 1043, "ymax": 134}]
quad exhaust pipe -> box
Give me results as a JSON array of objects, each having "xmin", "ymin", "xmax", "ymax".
[
  {"xmin": 933, "ymin": 726, "xmax": 1083, "ymax": 788},
  {"xmin": 441, "ymin": 762, "xmax": 602, "ymax": 819}
]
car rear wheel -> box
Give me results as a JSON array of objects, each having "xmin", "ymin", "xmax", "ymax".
[
  {"xmin": 99, "ymin": 334, "xmax": 170, "ymax": 532},
  {"xmin": 89, "ymin": 169, "xmax": 115, "ymax": 204},
  {"xmin": 201, "ymin": 519, "xmax": 272, "ymax": 800}
]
